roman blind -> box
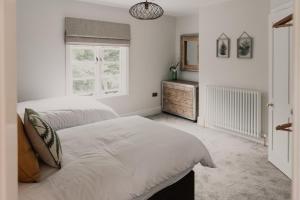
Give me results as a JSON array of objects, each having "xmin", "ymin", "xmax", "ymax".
[{"xmin": 65, "ymin": 17, "xmax": 130, "ymax": 45}]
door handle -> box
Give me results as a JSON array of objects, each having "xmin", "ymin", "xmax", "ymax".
[
  {"xmin": 276, "ymin": 123, "xmax": 293, "ymax": 132},
  {"xmin": 267, "ymin": 103, "xmax": 274, "ymax": 108}
]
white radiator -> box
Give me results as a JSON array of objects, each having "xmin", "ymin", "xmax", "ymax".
[{"xmin": 206, "ymin": 86, "xmax": 262, "ymax": 138}]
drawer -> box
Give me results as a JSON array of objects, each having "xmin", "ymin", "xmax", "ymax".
[
  {"xmin": 162, "ymin": 103, "xmax": 195, "ymax": 119},
  {"xmin": 163, "ymin": 83, "xmax": 194, "ymax": 91},
  {"xmin": 163, "ymin": 87, "xmax": 194, "ymax": 100},
  {"xmin": 184, "ymin": 90, "xmax": 193, "ymax": 99},
  {"xmin": 183, "ymin": 109, "xmax": 194, "ymax": 119},
  {"xmin": 163, "ymin": 97, "xmax": 193, "ymax": 108}
]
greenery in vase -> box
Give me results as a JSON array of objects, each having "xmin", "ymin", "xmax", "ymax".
[
  {"xmin": 169, "ymin": 62, "xmax": 180, "ymax": 80},
  {"xmin": 169, "ymin": 62, "xmax": 180, "ymax": 72}
]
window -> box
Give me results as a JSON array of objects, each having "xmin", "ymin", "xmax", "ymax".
[{"xmin": 67, "ymin": 45, "xmax": 129, "ymax": 97}]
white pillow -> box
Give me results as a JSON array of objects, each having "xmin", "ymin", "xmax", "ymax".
[{"xmin": 18, "ymin": 97, "xmax": 119, "ymax": 131}]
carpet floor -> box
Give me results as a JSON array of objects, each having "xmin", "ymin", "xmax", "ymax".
[{"xmin": 149, "ymin": 113, "xmax": 291, "ymax": 200}]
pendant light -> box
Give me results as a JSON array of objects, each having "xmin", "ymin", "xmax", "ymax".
[{"xmin": 129, "ymin": 0, "xmax": 164, "ymax": 20}]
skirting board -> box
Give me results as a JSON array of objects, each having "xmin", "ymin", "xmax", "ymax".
[
  {"xmin": 197, "ymin": 116, "xmax": 205, "ymax": 127},
  {"xmin": 120, "ymin": 106, "xmax": 162, "ymax": 117},
  {"xmin": 197, "ymin": 119, "xmax": 266, "ymax": 145},
  {"xmin": 218, "ymin": 127, "xmax": 265, "ymax": 144},
  {"xmin": 209, "ymin": 126, "xmax": 266, "ymax": 145}
]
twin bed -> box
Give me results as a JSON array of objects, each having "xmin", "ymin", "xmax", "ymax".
[{"xmin": 18, "ymin": 97, "xmax": 215, "ymax": 200}]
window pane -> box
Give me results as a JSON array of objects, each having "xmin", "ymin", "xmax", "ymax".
[
  {"xmin": 102, "ymin": 63, "xmax": 120, "ymax": 76},
  {"xmin": 68, "ymin": 45, "xmax": 128, "ymax": 97},
  {"xmin": 72, "ymin": 49, "xmax": 95, "ymax": 62},
  {"xmin": 101, "ymin": 76, "xmax": 120, "ymax": 94},
  {"xmin": 72, "ymin": 65, "xmax": 95, "ymax": 79},
  {"xmin": 103, "ymin": 49, "xmax": 120, "ymax": 62},
  {"xmin": 73, "ymin": 79, "xmax": 95, "ymax": 95}
]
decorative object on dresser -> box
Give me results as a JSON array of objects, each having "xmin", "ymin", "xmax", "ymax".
[
  {"xmin": 169, "ymin": 62, "xmax": 180, "ymax": 81},
  {"xmin": 180, "ymin": 34, "xmax": 199, "ymax": 72},
  {"xmin": 216, "ymin": 33, "xmax": 230, "ymax": 58},
  {"xmin": 162, "ymin": 80, "xmax": 199, "ymax": 121},
  {"xmin": 237, "ymin": 32, "xmax": 253, "ymax": 59}
]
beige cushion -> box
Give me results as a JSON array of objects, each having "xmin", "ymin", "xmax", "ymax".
[
  {"xmin": 24, "ymin": 108, "xmax": 62, "ymax": 168},
  {"xmin": 18, "ymin": 116, "xmax": 40, "ymax": 183}
]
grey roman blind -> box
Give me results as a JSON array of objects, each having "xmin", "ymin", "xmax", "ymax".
[{"xmin": 65, "ymin": 17, "xmax": 130, "ymax": 45}]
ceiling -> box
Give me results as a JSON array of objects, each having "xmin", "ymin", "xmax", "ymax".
[{"xmin": 76, "ymin": 0, "xmax": 231, "ymax": 16}]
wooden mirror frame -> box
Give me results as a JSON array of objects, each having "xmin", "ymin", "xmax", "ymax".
[{"xmin": 180, "ymin": 34, "xmax": 199, "ymax": 72}]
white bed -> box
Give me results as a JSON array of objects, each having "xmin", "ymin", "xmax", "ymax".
[
  {"xmin": 17, "ymin": 97, "xmax": 119, "ymax": 131},
  {"xmin": 18, "ymin": 98, "xmax": 215, "ymax": 200}
]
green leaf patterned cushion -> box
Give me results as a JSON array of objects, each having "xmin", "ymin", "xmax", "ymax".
[{"xmin": 24, "ymin": 108, "xmax": 62, "ymax": 168}]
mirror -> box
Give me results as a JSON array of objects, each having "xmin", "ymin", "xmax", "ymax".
[
  {"xmin": 186, "ymin": 41, "xmax": 198, "ymax": 65},
  {"xmin": 180, "ymin": 34, "xmax": 199, "ymax": 72}
]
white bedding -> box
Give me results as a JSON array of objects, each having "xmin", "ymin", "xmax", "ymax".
[
  {"xmin": 17, "ymin": 97, "xmax": 119, "ymax": 130},
  {"xmin": 19, "ymin": 116, "xmax": 214, "ymax": 200}
]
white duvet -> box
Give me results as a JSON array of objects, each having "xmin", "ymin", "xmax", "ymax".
[
  {"xmin": 17, "ymin": 97, "xmax": 119, "ymax": 131},
  {"xmin": 19, "ymin": 116, "xmax": 215, "ymax": 200}
]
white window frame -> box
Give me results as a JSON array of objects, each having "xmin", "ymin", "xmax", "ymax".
[{"xmin": 66, "ymin": 44, "xmax": 129, "ymax": 99}]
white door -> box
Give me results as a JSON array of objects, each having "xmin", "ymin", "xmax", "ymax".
[{"xmin": 269, "ymin": 26, "xmax": 293, "ymax": 179}]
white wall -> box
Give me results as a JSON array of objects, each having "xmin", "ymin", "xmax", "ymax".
[
  {"xmin": 175, "ymin": 15, "xmax": 199, "ymax": 82},
  {"xmin": 198, "ymin": 0, "xmax": 270, "ymax": 135},
  {"xmin": 271, "ymin": 0, "xmax": 292, "ymax": 9},
  {"xmin": 17, "ymin": 0, "xmax": 176, "ymax": 115}
]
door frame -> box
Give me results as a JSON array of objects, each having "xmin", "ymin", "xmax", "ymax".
[
  {"xmin": 293, "ymin": 0, "xmax": 300, "ymax": 199},
  {"xmin": 0, "ymin": 0, "xmax": 17, "ymax": 200}
]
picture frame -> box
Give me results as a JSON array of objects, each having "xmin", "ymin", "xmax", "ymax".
[
  {"xmin": 216, "ymin": 33, "xmax": 230, "ymax": 58},
  {"xmin": 237, "ymin": 32, "xmax": 253, "ymax": 59}
]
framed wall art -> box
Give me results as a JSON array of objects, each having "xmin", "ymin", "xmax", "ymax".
[
  {"xmin": 216, "ymin": 33, "xmax": 230, "ymax": 58},
  {"xmin": 237, "ymin": 32, "xmax": 253, "ymax": 59}
]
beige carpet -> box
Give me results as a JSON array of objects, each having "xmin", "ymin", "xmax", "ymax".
[{"xmin": 149, "ymin": 113, "xmax": 291, "ymax": 200}]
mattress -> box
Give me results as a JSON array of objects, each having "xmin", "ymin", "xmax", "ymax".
[{"xmin": 19, "ymin": 116, "xmax": 215, "ymax": 200}]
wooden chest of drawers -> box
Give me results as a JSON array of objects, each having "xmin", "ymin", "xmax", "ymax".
[{"xmin": 162, "ymin": 80, "xmax": 198, "ymax": 121}]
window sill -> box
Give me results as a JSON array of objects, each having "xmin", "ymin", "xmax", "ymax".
[{"xmin": 95, "ymin": 93, "xmax": 129, "ymax": 100}]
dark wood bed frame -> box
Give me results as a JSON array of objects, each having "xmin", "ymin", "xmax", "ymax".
[{"xmin": 148, "ymin": 170, "xmax": 194, "ymax": 200}]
